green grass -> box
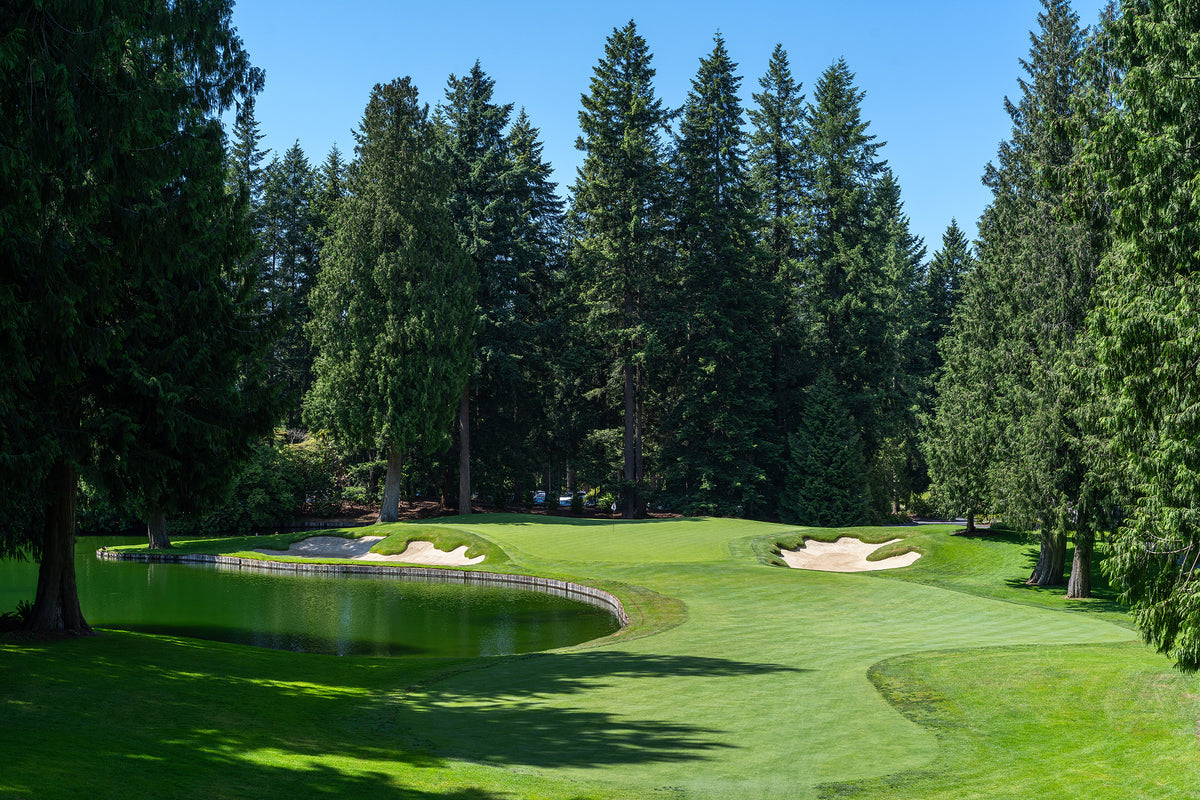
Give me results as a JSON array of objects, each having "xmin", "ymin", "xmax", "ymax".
[
  {"xmin": 3, "ymin": 515, "xmax": 1197, "ymax": 799},
  {"xmin": 368, "ymin": 525, "xmax": 507, "ymax": 566}
]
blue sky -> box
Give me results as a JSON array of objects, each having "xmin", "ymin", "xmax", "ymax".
[{"xmin": 228, "ymin": 0, "xmax": 1109, "ymax": 255}]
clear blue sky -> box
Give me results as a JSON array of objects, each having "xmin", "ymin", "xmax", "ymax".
[{"xmin": 228, "ymin": 0, "xmax": 1109, "ymax": 256}]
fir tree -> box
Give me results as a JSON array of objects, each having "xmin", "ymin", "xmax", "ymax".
[
  {"xmin": 437, "ymin": 62, "xmax": 545, "ymax": 514},
  {"xmin": 568, "ymin": 21, "xmax": 673, "ymax": 518},
  {"xmin": 782, "ymin": 372, "xmax": 870, "ymax": 526},
  {"xmin": 659, "ymin": 35, "xmax": 777, "ymax": 517},
  {"xmin": 260, "ymin": 141, "xmax": 320, "ymax": 424},
  {"xmin": 305, "ymin": 78, "xmax": 475, "ymax": 523},
  {"xmin": 923, "ymin": 219, "xmax": 975, "ymax": 381},
  {"xmin": 787, "ymin": 58, "xmax": 891, "ymax": 517}
]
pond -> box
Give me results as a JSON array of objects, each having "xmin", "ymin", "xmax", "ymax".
[{"xmin": 0, "ymin": 536, "xmax": 621, "ymax": 657}]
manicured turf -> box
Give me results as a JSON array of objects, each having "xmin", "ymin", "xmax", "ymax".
[{"xmin": 3, "ymin": 515, "xmax": 1197, "ymax": 799}]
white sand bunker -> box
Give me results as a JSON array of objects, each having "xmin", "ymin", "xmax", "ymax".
[
  {"xmin": 255, "ymin": 535, "xmax": 485, "ymax": 566},
  {"xmin": 780, "ymin": 537, "xmax": 920, "ymax": 572}
]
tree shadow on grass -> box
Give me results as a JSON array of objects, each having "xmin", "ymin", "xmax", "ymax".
[
  {"xmin": 999, "ymin": 542, "xmax": 1127, "ymax": 615},
  {"xmin": 373, "ymin": 650, "xmax": 809, "ymax": 768},
  {"xmin": 1, "ymin": 634, "xmax": 804, "ymax": 798}
]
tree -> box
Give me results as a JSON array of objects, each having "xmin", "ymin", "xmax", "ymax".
[
  {"xmin": 781, "ymin": 372, "xmax": 870, "ymax": 527},
  {"xmin": 748, "ymin": 43, "xmax": 806, "ymax": 288},
  {"xmin": 568, "ymin": 21, "xmax": 673, "ymax": 518},
  {"xmin": 747, "ymin": 43, "xmax": 809, "ymax": 505},
  {"xmin": 923, "ymin": 219, "xmax": 975, "ymax": 381},
  {"xmin": 799, "ymin": 59, "xmax": 890, "ymax": 449},
  {"xmin": 1085, "ymin": 0, "xmax": 1200, "ymax": 668},
  {"xmin": 0, "ymin": 0, "xmax": 264, "ymax": 630},
  {"xmin": 925, "ymin": 0, "xmax": 1105, "ymax": 579},
  {"xmin": 261, "ymin": 141, "xmax": 320, "ymax": 425},
  {"xmin": 436, "ymin": 63, "xmax": 550, "ymax": 515},
  {"xmin": 658, "ymin": 35, "xmax": 777, "ymax": 517},
  {"xmin": 867, "ymin": 169, "xmax": 928, "ymax": 515},
  {"xmin": 305, "ymin": 77, "xmax": 474, "ymax": 523}
]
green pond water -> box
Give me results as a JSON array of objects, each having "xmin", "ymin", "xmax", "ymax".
[{"xmin": 0, "ymin": 536, "xmax": 620, "ymax": 657}]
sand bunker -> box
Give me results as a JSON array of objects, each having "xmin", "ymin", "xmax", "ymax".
[
  {"xmin": 780, "ymin": 537, "xmax": 920, "ymax": 572},
  {"xmin": 255, "ymin": 535, "xmax": 485, "ymax": 566}
]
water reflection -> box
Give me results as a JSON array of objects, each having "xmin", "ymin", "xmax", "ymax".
[{"xmin": 0, "ymin": 536, "xmax": 620, "ymax": 657}]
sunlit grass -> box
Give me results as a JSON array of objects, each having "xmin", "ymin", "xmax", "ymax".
[{"xmin": 3, "ymin": 516, "xmax": 1195, "ymax": 798}]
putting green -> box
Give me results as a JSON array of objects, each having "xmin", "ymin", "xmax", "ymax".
[{"xmin": 4, "ymin": 515, "xmax": 1197, "ymax": 800}]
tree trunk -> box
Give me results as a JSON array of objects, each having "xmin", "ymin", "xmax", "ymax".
[
  {"xmin": 29, "ymin": 456, "xmax": 90, "ymax": 634},
  {"xmin": 965, "ymin": 510, "xmax": 976, "ymax": 535},
  {"xmin": 146, "ymin": 505, "xmax": 171, "ymax": 549},
  {"xmin": 1027, "ymin": 528, "xmax": 1067, "ymax": 586},
  {"xmin": 379, "ymin": 445, "xmax": 404, "ymax": 523},
  {"xmin": 1066, "ymin": 511, "xmax": 1093, "ymax": 599},
  {"xmin": 622, "ymin": 355, "xmax": 638, "ymax": 519},
  {"xmin": 458, "ymin": 383, "xmax": 471, "ymax": 516}
]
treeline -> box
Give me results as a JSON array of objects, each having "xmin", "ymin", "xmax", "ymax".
[
  {"xmin": 204, "ymin": 26, "xmax": 966, "ymax": 531},
  {"xmin": 927, "ymin": 0, "xmax": 1200, "ymax": 672},
  {"xmin": 8, "ymin": 0, "xmax": 1200, "ymax": 672}
]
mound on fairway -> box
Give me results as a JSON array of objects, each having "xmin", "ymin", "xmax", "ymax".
[
  {"xmin": 781, "ymin": 536, "xmax": 921, "ymax": 572},
  {"xmin": 254, "ymin": 535, "xmax": 485, "ymax": 566}
]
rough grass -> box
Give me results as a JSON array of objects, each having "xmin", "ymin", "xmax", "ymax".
[{"xmin": 3, "ymin": 515, "xmax": 1196, "ymax": 799}]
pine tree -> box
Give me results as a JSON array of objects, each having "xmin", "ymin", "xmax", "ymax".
[
  {"xmin": 568, "ymin": 21, "xmax": 672, "ymax": 518},
  {"xmin": 312, "ymin": 144, "xmax": 348, "ymax": 240},
  {"xmin": 0, "ymin": 0, "xmax": 266, "ymax": 630},
  {"xmin": 985, "ymin": 0, "xmax": 1102, "ymax": 588},
  {"xmin": 658, "ymin": 35, "xmax": 777, "ymax": 517},
  {"xmin": 1086, "ymin": 0, "xmax": 1200, "ymax": 667},
  {"xmin": 305, "ymin": 78, "xmax": 475, "ymax": 523}
]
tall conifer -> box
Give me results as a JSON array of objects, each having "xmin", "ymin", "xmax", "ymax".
[
  {"xmin": 568, "ymin": 21, "xmax": 672, "ymax": 518},
  {"xmin": 659, "ymin": 35, "xmax": 776, "ymax": 516},
  {"xmin": 305, "ymin": 78, "xmax": 474, "ymax": 523}
]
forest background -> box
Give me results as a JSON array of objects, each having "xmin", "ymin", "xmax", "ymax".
[{"xmin": 6, "ymin": 0, "xmax": 1200, "ymax": 669}]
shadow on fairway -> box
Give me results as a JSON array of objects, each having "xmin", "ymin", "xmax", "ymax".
[
  {"xmin": 387, "ymin": 650, "xmax": 809, "ymax": 768},
  {"xmin": 1, "ymin": 635, "xmax": 803, "ymax": 797}
]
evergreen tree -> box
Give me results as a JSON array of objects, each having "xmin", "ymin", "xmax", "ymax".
[
  {"xmin": 868, "ymin": 169, "xmax": 928, "ymax": 515},
  {"xmin": 437, "ymin": 63, "xmax": 547, "ymax": 514},
  {"xmin": 228, "ymin": 95, "xmax": 270, "ymax": 205},
  {"xmin": 782, "ymin": 372, "xmax": 870, "ymax": 526},
  {"xmin": 312, "ymin": 144, "xmax": 348, "ymax": 241},
  {"xmin": 260, "ymin": 141, "xmax": 320, "ymax": 425},
  {"xmin": 748, "ymin": 43, "xmax": 806, "ymax": 287},
  {"xmin": 568, "ymin": 21, "xmax": 672, "ymax": 518},
  {"xmin": 985, "ymin": 0, "xmax": 1102, "ymax": 588},
  {"xmin": 0, "ymin": 0, "xmax": 265, "ymax": 630},
  {"xmin": 788, "ymin": 58, "xmax": 891, "ymax": 516},
  {"xmin": 503, "ymin": 110, "xmax": 565, "ymax": 502},
  {"xmin": 747, "ymin": 43, "xmax": 808, "ymax": 503},
  {"xmin": 923, "ymin": 219, "xmax": 975, "ymax": 381},
  {"xmin": 1086, "ymin": 0, "xmax": 1200, "ymax": 667},
  {"xmin": 659, "ymin": 35, "xmax": 777, "ymax": 516},
  {"xmin": 305, "ymin": 77, "xmax": 475, "ymax": 523}
]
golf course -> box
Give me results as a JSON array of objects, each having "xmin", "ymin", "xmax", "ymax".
[{"xmin": 2, "ymin": 515, "xmax": 1198, "ymax": 799}]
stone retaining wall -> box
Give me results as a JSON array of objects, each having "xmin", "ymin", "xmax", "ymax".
[{"xmin": 97, "ymin": 548, "xmax": 629, "ymax": 627}]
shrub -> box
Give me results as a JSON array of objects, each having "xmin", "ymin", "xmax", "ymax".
[{"xmin": 570, "ymin": 493, "xmax": 584, "ymax": 515}]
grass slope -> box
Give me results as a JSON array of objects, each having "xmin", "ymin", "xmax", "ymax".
[{"xmin": 2, "ymin": 515, "xmax": 1196, "ymax": 799}]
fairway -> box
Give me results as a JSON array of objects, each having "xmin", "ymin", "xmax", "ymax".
[{"xmin": 3, "ymin": 516, "xmax": 1197, "ymax": 799}]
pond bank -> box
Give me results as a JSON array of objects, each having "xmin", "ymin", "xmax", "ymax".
[{"xmin": 97, "ymin": 547, "xmax": 629, "ymax": 626}]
